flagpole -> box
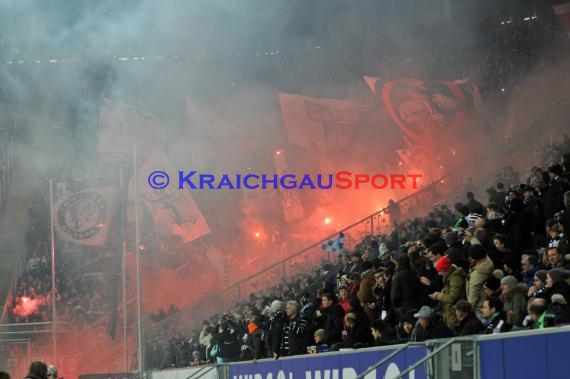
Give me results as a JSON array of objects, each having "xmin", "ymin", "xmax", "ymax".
[
  {"xmin": 133, "ymin": 145, "xmax": 144, "ymax": 373},
  {"xmin": 49, "ymin": 178, "xmax": 57, "ymax": 363},
  {"xmin": 120, "ymin": 167, "xmax": 128, "ymax": 372}
]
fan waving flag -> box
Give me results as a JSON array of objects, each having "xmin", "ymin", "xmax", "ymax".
[
  {"xmin": 54, "ymin": 187, "xmax": 119, "ymax": 246},
  {"xmin": 131, "ymin": 149, "xmax": 210, "ymax": 244},
  {"xmin": 364, "ymin": 76, "xmax": 475, "ymax": 146},
  {"xmin": 278, "ymin": 93, "xmax": 365, "ymax": 154}
]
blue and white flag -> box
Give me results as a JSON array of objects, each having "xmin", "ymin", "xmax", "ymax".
[{"xmin": 321, "ymin": 232, "xmax": 345, "ymax": 253}]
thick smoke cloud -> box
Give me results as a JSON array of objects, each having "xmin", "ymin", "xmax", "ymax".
[{"xmin": 0, "ymin": 0, "xmax": 568, "ymax": 376}]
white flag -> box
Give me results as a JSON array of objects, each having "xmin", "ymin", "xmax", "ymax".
[{"xmin": 132, "ymin": 149, "xmax": 210, "ymax": 243}]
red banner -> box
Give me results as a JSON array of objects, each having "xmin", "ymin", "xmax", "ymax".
[{"xmin": 364, "ymin": 77, "xmax": 474, "ymax": 146}]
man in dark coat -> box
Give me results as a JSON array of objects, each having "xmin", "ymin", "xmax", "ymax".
[
  {"xmin": 455, "ymin": 300, "xmax": 484, "ymax": 335},
  {"xmin": 544, "ymin": 164, "xmax": 570, "ymax": 220},
  {"xmin": 319, "ymin": 293, "xmax": 346, "ymax": 345},
  {"xmin": 279, "ymin": 300, "xmax": 310, "ymax": 357},
  {"xmin": 391, "ymin": 255, "xmax": 420, "ymax": 320}
]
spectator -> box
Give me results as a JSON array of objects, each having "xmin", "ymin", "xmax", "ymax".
[
  {"xmin": 546, "ymin": 268, "xmax": 570, "ymax": 304},
  {"xmin": 25, "ymin": 361, "xmax": 47, "ymax": 379},
  {"xmin": 481, "ymin": 297, "xmax": 512, "ymax": 334},
  {"xmin": 280, "ymin": 300, "xmax": 309, "ymax": 357},
  {"xmin": 313, "ymin": 329, "xmax": 330, "ymax": 353},
  {"xmin": 410, "ymin": 306, "xmax": 454, "ymax": 342},
  {"xmin": 429, "ymin": 256, "xmax": 466, "ymax": 330},
  {"xmin": 319, "ymin": 293, "xmax": 345, "ymax": 346},
  {"xmin": 527, "ymin": 298, "xmax": 552, "ymax": 329},
  {"xmin": 455, "ymin": 300, "xmax": 484, "ymax": 336},
  {"xmin": 467, "ymin": 245, "xmax": 494, "ymax": 310},
  {"xmin": 499, "ymin": 275, "xmax": 528, "ymax": 327}
]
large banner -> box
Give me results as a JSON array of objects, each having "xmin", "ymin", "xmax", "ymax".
[
  {"xmin": 54, "ymin": 187, "xmax": 119, "ymax": 246},
  {"xmin": 98, "ymin": 98, "xmax": 164, "ymax": 162},
  {"xmin": 131, "ymin": 149, "xmax": 210, "ymax": 244},
  {"xmin": 364, "ymin": 77, "xmax": 475, "ymax": 147},
  {"xmin": 278, "ymin": 93, "xmax": 365, "ymax": 154},
  {"xmin": 229, "ymin": 345, "xmax": 427, "ymax": 379}
]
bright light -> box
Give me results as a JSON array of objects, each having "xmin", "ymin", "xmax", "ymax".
[
  {"xmin": 380, "ymin": 211, "xmax": 385, "ymax": 216},
  {"xmin": 275, "ymin": 150, "xmax": 283, "ymax": 156},
  {"xmin": 451, "ymin": 149, "xmax": 456, "ymax": 156},
  {"xmin": 22, "ymin": 296, "xmax": 30, "ymax": 303},
  {"xmin": 255, "ymin": 231, "xmax": 261, "ymax": 238},
  {"xmin": 324, "ymin": 217, "xmax": 331, "ymax": 225},
  {"xmin": 398, "ymin": 161, "xmax": 403, "ymax": 166},
  {"xmin": 440, "ymin": 165, "xmax": 444, "ymax": 169}
]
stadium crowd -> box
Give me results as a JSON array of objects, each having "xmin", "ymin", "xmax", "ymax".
[{"xmin": 143, "ymin": 150, "xmax": 570, "ymax": 369}]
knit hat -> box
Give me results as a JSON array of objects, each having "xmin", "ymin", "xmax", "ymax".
[
  {"xmin": 534, "ymin": 270, "xmax": 548, "ymax": 284},
  {"xmin": 501, "ymin": 275, "xmax": 518, "ymax": 289},
  {"xmin": 314, "ymin": 329, "xmax": 326, "ymax": 338},
  {"xmin": 483, "ymin": 276, "xmax": 501, "ymax": 292},
  {"xmin": 547, "ymin": 268, "xmax": 570, "ymax": 284},
  {"xmin": 337, "ymin": 284, "xmax": 348, "ymax": 291},
  {"xmin": 434, "ymin": 256, "xmax": 452, "ymax": 273}
]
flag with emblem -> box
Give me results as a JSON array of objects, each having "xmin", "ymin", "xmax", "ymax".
[
  {"xmin": 53, "ymin": 187, "xmax": 119, "ymax": 246},
  {"xmin": 278, "ymin": 93, "xmax": 365, "ymax": 154},
  {"xmin": 131, "ymin": 149, "xmax": 210, "ymax": 244}
]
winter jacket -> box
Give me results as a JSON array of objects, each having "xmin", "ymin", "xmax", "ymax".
[
  {"xmin": 458, "ymin": 312, "xmax": 484, "ymax": 336},
  {"xmin": 467, "ymin": 256, "xmax": 494, "ymax": 310},
  {"xmin": 501, "ymin": 283, "xmax": 529, "ymax": 327},
  {"xmin": 391, "ymin": 267, "xmax": 421, "ymax": 316},
  {"xmin": 435, "ymin": 266, "xmax": 466, "ymax": 327}
]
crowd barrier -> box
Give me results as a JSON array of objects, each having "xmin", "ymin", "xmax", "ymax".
[{"xmin": 138, "ymin": 327, "xmax": 570, "ymax": 379}]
